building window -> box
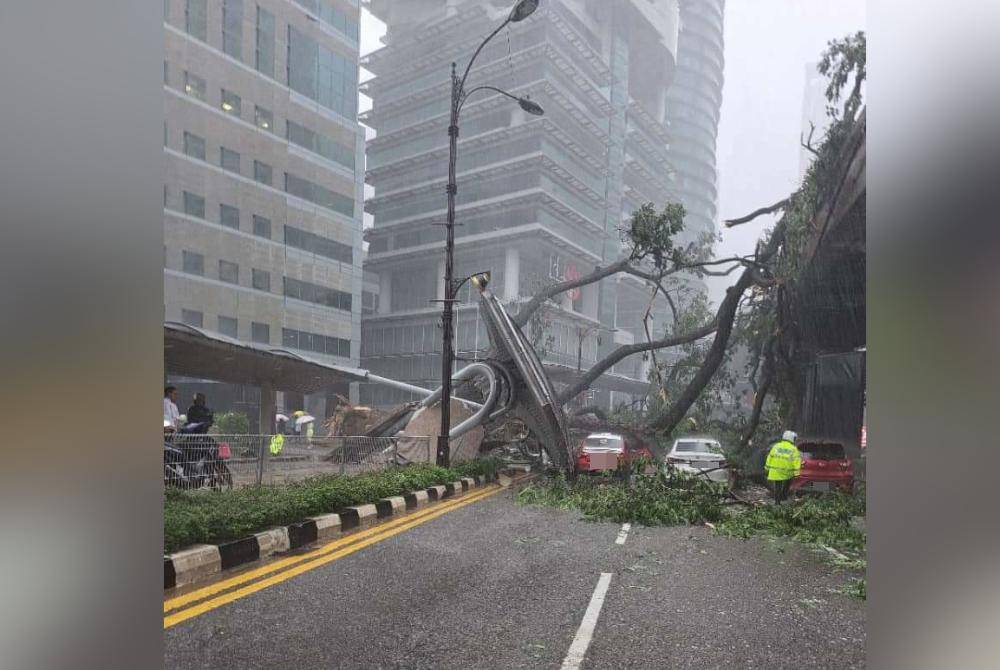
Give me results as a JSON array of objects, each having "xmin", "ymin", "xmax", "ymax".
[
  {"xmin": 221, "ymin": 89, "xmax": 242, "ymax": 117},
  {"xmin": 251, "ymin": 321, "xmax": 270, "ymax": 344},
  {"xmin": 284, "ymin": 224, "xmax": 352, "ymax": 264},
  {"xmin": 282, "ymin": 327, "xmax": 351, "ymax": 357},
  {"xmin": 251, "ymin": 268, "xmax": 270, "ymax": 291},
  {"xmin": 182, "ymin": 250, "xmax": 204, "ymax": 276},
  {"xmin": 222, "ymin": 0, "xmax": 243, "ymax": 59},
  {"xmin": 286, "ymin": 120, "xmax": 354, "ymax": 170},
  {"xmin": 255, "ymin": 6, "xmax": 275, "ymax": 77},
  {"xmin": 220, "ymin": 146, "xmax": 241, "ymax": 173},
  {"xmin": 362, "ymin": 290, "xmax": 379, "ymax": 315},
  {"xmin": 298, "ymin": 0, "xmax": 358, "ymax": 41},
  {"xmin": 286, "ymin": 26, "xmax": 357, "ymax": 118},
  {"xmin": 254, "ymin": 160, "xmax": 273, "ymax": 186},
  {"xmin": 253, "ymin": 214, "xmax": 271, "ymax": 238},
  {"xmin": 219, "ymin": 259, "xmax": 239, "ymax": 284},
  {"xmin": 284, "ymin": 172, "xmax": 353, "ymax": 217},
  {"xmin": 218, "ymin": 315, "xmax": 238, "ymax": 338},
  {"xmin": 184, "ymin": 71, "xmax": 206, "ymax": 100},
  {"xmin": 219, "ymin": 203, "xmax": 240, "ymax": 229},
  {"xmin": 283, "ymin": 276, "xmax": 352, "ymax": 312},
  {"xmin": 183, "ymin": 191, "xmax": 205, "ymax": 218},
  {"xmin": 181, "ymin": 309, "xmax": 204, "ymax": 327},
  {"xmin": 185, "ymin": 0, "xmax": 207, "ymax": 41},
  {"xmin": 183, "ymin": 131, "xmax": 205, "ymax": 160},
  {"xmin": 254, "ymin": 105, "xmax": 273, "ymax": 132}
]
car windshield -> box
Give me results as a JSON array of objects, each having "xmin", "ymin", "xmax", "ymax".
[
  {"xmin": 800, "ymin": 443, "xmax": 845, "ymax": 460},
  {"xmin": 675, "ymin": 440, "xmax": 721, "ymax": 453},
  {"xmin": 583, "ymin": 436, "xmax": 624, "ymax": 452}
]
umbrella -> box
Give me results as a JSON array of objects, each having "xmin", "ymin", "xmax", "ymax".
[
  {"xmin": 275, "ymin": 413, "xmax": 290, "ymax": 423},
  {"xmin": 295, "ymin": 414, "xmax": 315, "ymax": 428}
]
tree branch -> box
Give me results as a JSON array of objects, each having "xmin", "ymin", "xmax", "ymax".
[
  {"xmin": 647, "ymin": 218, "xmax": 788, "ymax": 435},
  {"xmin": 557, "ymin": 319, "xmax": 719, "ymax": 404},
  {"xmin": 512, "ymin": 258, "xmax": 630, "ymax": 328},
  {"xmin": 724, "ymin": 198, "xmax": 790, "ymax": 228}
]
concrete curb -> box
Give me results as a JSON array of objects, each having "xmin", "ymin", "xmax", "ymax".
[{"xmin": 165, "ymin": 471, "xmax": 499, "ymax": 589}]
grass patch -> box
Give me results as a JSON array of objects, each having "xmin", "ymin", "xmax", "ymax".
[{"xmin": 164, "ymin": 459, "xmax": 499, "ymax": 553}]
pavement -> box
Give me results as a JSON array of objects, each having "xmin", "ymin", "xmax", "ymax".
[{"xmin": 164, "ymin": 487, "xmax": 865, "ymax": 669}]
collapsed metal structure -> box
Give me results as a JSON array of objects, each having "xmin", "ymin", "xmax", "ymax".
[{"xmin": 363, "ymin": 282, "xmax": 574, "ymax": 473}]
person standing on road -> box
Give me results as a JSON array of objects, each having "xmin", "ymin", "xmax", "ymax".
[
  {"xmin": 164, "ymin": 385, "xmax": 181, "ymax": 428},
  {"xmin": 765, "ymin": 430, "xmax": 801, "ymax": 504}
]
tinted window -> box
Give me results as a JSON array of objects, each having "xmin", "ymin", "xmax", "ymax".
[
  {"xmin": 220, "ymin": 147, "xmax": 241, "ymax": 173},
  {"xmin": 583, "ymin": 436, "xmax": 624, "ymax": 452},
  {"xmin": 219, "ymin": 260, "xmax": 239, "ymax": 284},
  {"xmin": 674, "ymin": 440, "xmax": 720, "ymax": 452},
  {"xmin": 185, "ymin": 0, "xmax": 207, "ymax": 41},
  {"xmin": 220, "ymin": 203, "xmax": 240, "ymax": 229},
  {"xmin": 182, "ymin": 250, "xmax": 204, "ymax": 275},
  {"xmin": 253, "ymin": 214, "xmax": 271, "ymax": 238},
  {"xmin": 181, "ymin": 309, "xmax": 203, "ymax": 327},
  {"xmin": 183, "ymin": 191, "xmax": 205, "ymax": 218},
  {"xmin": 255, "ymin": 105, "xmax": 273, "ymax": 131},
  {"xmin": 251, "ymin": 321, "xmax": 270, "ymax": 344},
  {"xmin": 252, "ymin": 268, "xmax": 270, "ymax": 291},
  {"xmin": 221, "ymin": 89, "xmax": 242, "ymax": 116},
  {"xmin": 254, "ymin": 160, "xmax": 273, "ymax": 185},
  {"xmin": 800, "ymin": 443, "xmax": 846, "ymax": 460},
  {"xmin": 218, "ymin": 315, "xmax": 238, "ymax": 338},
  {"xmin": 183, "ymin": 131, "xmax": 205, "ymax": 160},
  {"xmin": 255, "ymin": 6, "xmax": 275, "ymax": 77},
  {"xmin": 184, "ymin": 71, "xmax": 206, "ymax": 100},
  {"xmin": 222, "ymin": 0, "xmax": 243, "ymax": 59}
]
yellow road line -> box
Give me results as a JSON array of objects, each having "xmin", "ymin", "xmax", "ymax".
[
  {"xmin": 164, "ymin": 485, "xmax": 502, "ymax": 628},
  {"xmin": 164, "ymin": 485, "xmax": 495, "ymax": 614}
]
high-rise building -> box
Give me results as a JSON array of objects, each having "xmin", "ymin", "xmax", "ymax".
[
  {"xmin": 664, "ymin": 0, "xmax": 725, "ymax": 240},
  {"xmin": 360, "ymin": 0, "xmax": 718, "ymax": 409},
  {"xmin": 163, "ymin": 0, "xmax": 365, "ymax": 418}
]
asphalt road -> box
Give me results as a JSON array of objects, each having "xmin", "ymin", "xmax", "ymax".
[{"xmin": 164, "ymin": 487, "xmax": 865, "ymax": 669}]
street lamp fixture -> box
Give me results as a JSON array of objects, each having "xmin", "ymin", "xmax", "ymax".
[
  {"xmin": 436, "ymin": 1, "xmax": 542, "ymax": 467},
  {"xmin": 509, "ymin": 0, "xmax": 539, "ymax": 22}
]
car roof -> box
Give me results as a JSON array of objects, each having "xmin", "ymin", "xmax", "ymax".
[{"xmin": 586, "ymin": 432, "xmax": 623, "ymax": 440}]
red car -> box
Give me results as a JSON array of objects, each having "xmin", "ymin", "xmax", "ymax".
[
  {"xmin": 575, "ymin": 432, "xmax": 654, "ymax": 473},
  {"xmin": 791, "ymin": 440, "xmax": 854, "ymax": 494}
]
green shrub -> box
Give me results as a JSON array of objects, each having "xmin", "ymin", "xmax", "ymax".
[
  {"xmin": 214, "ymin": 411, "xmax": 250, "ymax": 434},
  {"xmin": 164, "ymin": 459, "xmax": 500, "ymax": 552}
]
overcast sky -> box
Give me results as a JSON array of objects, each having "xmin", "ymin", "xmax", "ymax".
[
  {"xmin": 357, "ymin": 1, "xmax": 866, "ymax": 302},
  {"xmin": 711, "ymin": 0, "xmax": 866, "ymax": 301}
]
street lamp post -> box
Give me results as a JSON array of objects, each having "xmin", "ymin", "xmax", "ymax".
[{"xmin": 436, "ymin": 0, "xmax": 543, "ymax": 467}]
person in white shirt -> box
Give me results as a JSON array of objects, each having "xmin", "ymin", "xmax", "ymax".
[{"xmin": 163, "ymin": 385, "xmax": 181, "ymax": 428}]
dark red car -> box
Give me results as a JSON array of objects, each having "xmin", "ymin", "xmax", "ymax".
[
  {"xmin": 791, "ymin": 440, "xmax": 854, "ymax": 494},
  {"xmin": 575, "ymin": 432, "xmax": 654, "ymax": 473}
]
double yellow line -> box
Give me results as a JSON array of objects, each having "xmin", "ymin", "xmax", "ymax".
[{"xmin": 164, "ymin": 484, "xmax": 502, "ymax": 628}]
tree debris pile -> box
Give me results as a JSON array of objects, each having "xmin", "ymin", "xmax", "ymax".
[{"xmin": 519, "ymin": 474, "xmax": 867, "ymax": 598}]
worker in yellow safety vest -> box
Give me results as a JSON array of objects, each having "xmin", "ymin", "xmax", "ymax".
[{"xmin": 765, "ymin": 430, "xmax": 801, "ymax": 504}]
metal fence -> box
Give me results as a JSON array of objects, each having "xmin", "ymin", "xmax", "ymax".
[{"xmin": 163, "ymin": 434, "xmax": 433, "ymax": 490}]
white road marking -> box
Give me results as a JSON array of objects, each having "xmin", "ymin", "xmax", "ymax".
[
  {"xmin": 615, "ymin": 523, "xmax": 631, "ymax": 545},
  {"xmin": 561, "ymin": 572, "xmax": 613, "ymax": 670}
]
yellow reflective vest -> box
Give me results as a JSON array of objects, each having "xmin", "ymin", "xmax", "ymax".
[
  {"xmin": 269, "ymin": 434, "xmax": 285, "ymax": 455},
  {"xmin": 765, "ymin": 440, "xmax": 801, "ymax": 481}
]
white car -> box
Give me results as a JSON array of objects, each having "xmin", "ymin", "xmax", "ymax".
[{"xmin": 665, "ymin": 437, "xmax": 730, "ymax": 483}]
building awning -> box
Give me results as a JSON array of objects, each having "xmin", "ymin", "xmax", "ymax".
[{"xmin": 164, "ymin": 322, "xmax": 368, "ymax": 394}]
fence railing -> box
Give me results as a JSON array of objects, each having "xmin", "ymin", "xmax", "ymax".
[{"xmin": 163, "ymin": 434, "xmax": 433, "ymax": 490}]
